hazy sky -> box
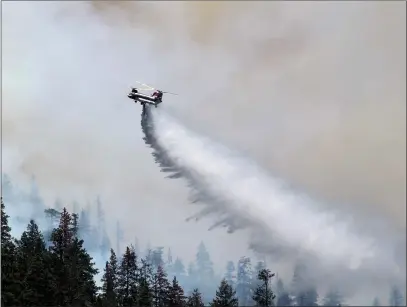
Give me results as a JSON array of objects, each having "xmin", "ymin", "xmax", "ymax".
[{"xmin": 2, "ymin": 1, "xmax": 406, "ymax": 302}]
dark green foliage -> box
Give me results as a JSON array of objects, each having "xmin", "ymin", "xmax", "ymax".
[
  {"xmin": 210, "ymin": 279, "xmax": 239, "ymax": 307},
  {"xmin": 187, "ymin": 288, "xmax": 205, "ymax": 307},
  {"xmin": 101, "ymin": 249, "xmax": 119, "ymax": 307},
  {"xmin": 168, "ymin": 276, "xmax": 187, "ymax": 307},
  {"xmin": 2, "ymin": 201, "xmax": 100, "ymax": 307},
  {"xmin": 15, "ymin": 220, "xmax": 54, "ymax": 306},
  {"xmin": 117, "ymin": 246, "xmax": 139, "ymax": 306},
  {"xmin": 138, "ymin": 279, "xmax": 153, "ymax": 307},
  {"xmin": 252, "ymin": 268, "xmax": 276, "ymax": 307},
  {"xmin": 49, "ymin": 207, "xmax": 99, "ymax": 306},
  {"xmin": 71, "ymin": 213, "xmax": 80, "ymax": 237},
  {"xmin": 138, "ymin": 257, "xmax": 154, "ymax": 306},
  {"xmin": 1, "ymin": 198, "xmax": 19, "ymax": 307},
  {"xmin": 5, "ymin": 184, "xmax": 391, "ymax": 307},
  {"xmin": 152, "ymin": 265, "xmax": 170, "ymax": 307}
]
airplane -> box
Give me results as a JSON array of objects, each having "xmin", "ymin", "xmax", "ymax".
[{"xmin": 127, "ymin": 81, "xmax": 178, "ymax": 108}]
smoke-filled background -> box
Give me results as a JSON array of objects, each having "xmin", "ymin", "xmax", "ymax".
[{"xmin": 2, "ymin": 1, "xmax": 406, "ymax": 305}]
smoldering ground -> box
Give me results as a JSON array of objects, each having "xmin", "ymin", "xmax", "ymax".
[{"xmin": 2, "ymin": 1, "xmax": 405, "ymax": 303}]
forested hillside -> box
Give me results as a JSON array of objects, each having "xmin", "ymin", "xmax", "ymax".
[{"xmin": 1, "ymin": 174, "xmax": 405, "ymax": 306}]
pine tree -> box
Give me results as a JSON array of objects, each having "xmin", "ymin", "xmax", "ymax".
[
  {"xmin": 138, "ymin": 257, "xmax": 154, "ymax": 307},
  {"xmin": 168, "ymin": 276, "xmax": 187, "ymax": 307},
  {"xmin": 187, "ymin": 289, "xmax": 205, "ymax": 307},
  {"xmin": 101, "ymin": 250, "xmax": 120, "ymax": 307},
  {"xmin": 167, "ymin": 248, "xmax": 173, "ymax": 267},
  {"xmin": 15, "ymin": 220, "xmax": 54, "ymax": 306},
  {"xmin": 48, "ymin": 207, "xmax": 98, "ymax": 306},
  {"xmin": 296, "ymin": 287, "xmax": 319, "ymax": 306},
  {"xmin": 109, "ymin": 248, "xmax": 119, "ymax": 286},
  {"xmin": 44, "ymin": 207, "xmax": 61, "ymax": 241},
  {"xmin": 171, "ymin": 257, "xmax": 186, "ymax": 286},
  {"xmin": 140, "ymin": 257, "xmax": 154, "ymax": 287},
  {"xmin": 196, "ymin": 241, "xmax": 214, "ymax": 282},
  {"xmin": 187, "ymin": 262, "xmax": 198, "ymax": 289},
  {"xmin": 65, "ymin": 237, "xmax": 99, "ymax": 305},
  {"xmin": 291, "ymin": 262, "xmax": 318, "ymax": 306},
  {"xmin": 305, "ymin": 287, "xmax": 319, "ymax": 306},
  {"xmin": 389, "ymin": 285, "xmax": 404, "ymax": 306},
  {"xmin": 117, "ymin": 246, "xmax": 139, "ymax": 306},
  {"xmin": 100, "ymin": 230, "xmax": 111, "ymax": 260},
  {"xmin": 323, "ymin": 289, "xmax": 342, "ymax": 307},
  {"xmin": 224, "ymin": 261, "xmax": 236, "ymax": 288},
  {"xmin": 139, "ymin": 277, "xmax": 153, "ymax": 307},
  {"xmin": 275, "ymin": 279, "xmax": 292, "ymax": 307},
  {"xmin": 372, "ymin": 297, "xmax": 381, "ymax": 306},
  {"xmin": 152, "ymin": 247, "xmax": 165, "ymax": 271},
  {"xmin": 71, "ymin": 213, "xmax": 79, "ymax": 237},
  {"xmin": 1, "ymin": 199, "xmax": 19, "ymax": 306},
  {"xmin": 236, "ymin": 256, "xmax": 253, "ymax": 306},
  {"xmin": 79, "ymin": 208, "xmax": 91, "ymax": 240},
  {"xmin": 254, "ymin": 261, "xmax": 267, "ymax": 275},
  {"xmin": 252, "ymin": 268, "xmax": 276, "ymax": 307},
  {"xmin": 210, "ymin": 279, "xmax": 238, "ymax": 307},
  {"xmin": 101, "ymin": 262, "xmax": 114, "ymax": 306},
  {"xmin": 152, "ymin": 265, "xmax": 170, "ymax": 307},
  {"xmin": 96, "ymin": 196, "xmax": 105, "ymax": 235}
]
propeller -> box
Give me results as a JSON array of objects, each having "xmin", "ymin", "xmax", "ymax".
[
  {"xmin": 134, "ymin": 80, "xmax": 155, "ymax": 90},
  {"xmin": 162, "ymin": 91, "xmax": 178, "ymax": 95},
  {"xmin": 134, "ymin": 80, "xmax": 178, "ymax": 95}
]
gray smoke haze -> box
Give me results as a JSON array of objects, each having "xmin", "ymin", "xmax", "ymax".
[{"xmin": 2, "ymin": 1, "xmax": 406, "ymax": 304}]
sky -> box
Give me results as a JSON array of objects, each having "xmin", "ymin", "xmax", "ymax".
[{"xmin": 2, "ymin": 1, "xmax": 406, "ymax": 303}]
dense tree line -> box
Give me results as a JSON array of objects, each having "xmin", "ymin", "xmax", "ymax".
[
  {"xmin": 1, "ymin": 199, "xmax": 275, "ymax": 307},
  {"xmin": 1, "ymin": 173, "xmax": 406, "ymax": 306}
]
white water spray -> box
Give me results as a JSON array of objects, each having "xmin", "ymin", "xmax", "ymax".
[{"xmin": 151, "ymin": 108, "xmax": 401, "ymax": 276}]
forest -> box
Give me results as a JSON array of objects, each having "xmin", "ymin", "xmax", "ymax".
[{"xmin": 1, "ymin": 173, "xmax": 405, "ymax": 307}]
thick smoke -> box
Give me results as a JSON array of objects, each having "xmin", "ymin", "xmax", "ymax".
[{"xmin": 3, "ymin": 1, "xmax": 406, "ymax": 303}]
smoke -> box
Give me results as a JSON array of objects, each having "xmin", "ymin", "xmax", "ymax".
[
  {"xmin": 2, "ymin": 1, "xmax": 405, "ymax": 303},
  {"xmin": 87, "ymin": 1, "xmax": 406, "ymax": 227},
  {"xmin": 141, "ymin": 104, "xmax": 405, "ymax": 300}
]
